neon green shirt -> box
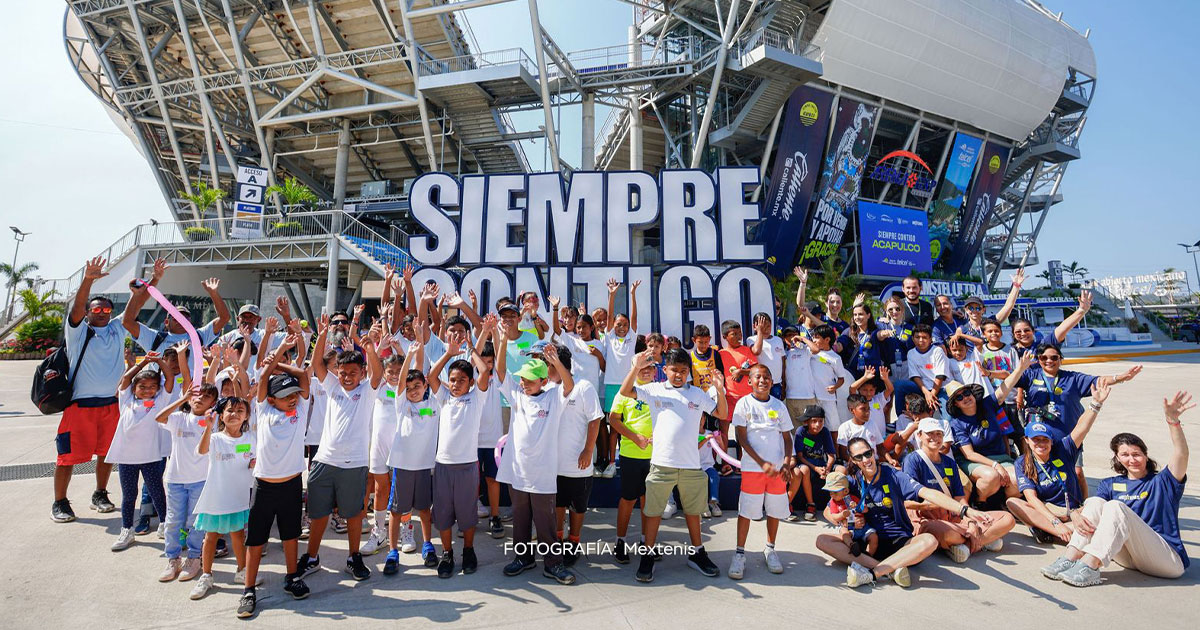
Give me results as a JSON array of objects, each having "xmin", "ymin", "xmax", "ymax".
[{"xmin": 613, "ymin": 392, "xmax": 653, "ymax": 459}]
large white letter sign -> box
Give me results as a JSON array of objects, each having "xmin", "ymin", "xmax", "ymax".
[
  {"xmin": 715, "ymin": 267, "xmax": 774, "ymax": 332},
  {"xmin": 571, "ymin": 266, "xmax": 622, "ymax": 318},
  {"xmin": 660, "ymin": 169, "xmax": 718, "ymax": 263},
  {"xmin": 460, "ymin": 267, "xmax": 513, "ymax": 316},
  {"xmin": 484, "ymin": 174, "xmax": 527, "ymax": 265},
  {"xmin": 657, "ymin": 265, "xmax": 714, "ymax": 341},
  {"xmin": 526, "ymin": 173, "xmax": 564, "ymax": 265},
  {"xmin": 717, "ymin": 167, "xmax": 765, "ymax": 262},
  {"xmin": 458, "ymin": 175, "xmax": 486, "ymax": 265},
  {"xmin": 606, "ymin": 171, "xmax": 660, "ymax": 263},
  {"xmin": 568, "ymin": 172, "xmax": 606, "ymax": 264},
  {"xmin": 408, "ymin": 173, "xmax": 460, "ymax": 266}
]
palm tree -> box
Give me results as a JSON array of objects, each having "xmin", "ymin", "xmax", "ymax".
[
  {"xmin": 179, "ymin": 180, "xmax": 226, "ymax": 237},
  {"xmin": 1161, "ymin": 267, "xmax": 1181, "ymax": 304},
  {"xmin": 17, "ymin": 288, "xmax": 63, "ymax": 320},
  {"xmin": 1064, "ymin": 261, "xmax": 1089, "ymax": 284},
  {"xmin": 1, "ymin": 261, "xmax": 38, "ymax": 320},
  {"xmin": 266, "ymin": 177, "xmax": 319, "ymax": 216}
]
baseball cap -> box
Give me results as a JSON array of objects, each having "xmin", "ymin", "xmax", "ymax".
[
  {"xmin": 238, "ymin": 304, "xmax": 261, "ymax": 317},
  {"xmin": 267, "ymin": 374, "xmax": 302, "ymax": 398},
  {"xmin": 822, "ymin": 471, "xmax": 849, "ymax": 492},
  {"xmin": 802, "ymin": 404, "xmax": 826, "ymax": 420},
  {"xmin": 176, "ymin": 305, "xmax": 191, "ymax": 315},
  {"xmin": 514, "ymin": 359, "xmax": 549, "ymax": 381},
  {"xmin": 964, "ymin": 295, "xmax": 985, "ymax": 308},
  {"xmin": 1025, "ymin": 422, "xmax": 1054, "ymax": 439},
  {"xmin": 497, "ymin": 302, "xmax": 520, "ymax": 316},
  {"xmin": 917, "ymin": 417, "xmax": 946, "ymax": 434}
]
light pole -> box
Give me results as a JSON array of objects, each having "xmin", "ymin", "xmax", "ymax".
[
  {"xmin": 1177, "ymin": 241, "xmax": 1200, "ymax": 298},
  {"xmin": 6, "ymin": 226, "xmax": 30, "ymax": 321}
]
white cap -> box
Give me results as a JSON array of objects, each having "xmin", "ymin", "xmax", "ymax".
[{"xmin": 917, "ymin": 417, "xmax": 946, "ymax": 434}]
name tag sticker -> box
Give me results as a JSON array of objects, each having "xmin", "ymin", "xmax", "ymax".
[
  {"xmin": 767, "ymin": 410, "xmax": 779, "ymax": 419},
  {"xmin": 872, "ymin": 403, "xmax": 881, "ymax": 410},
  {"xmin": 517, "ymin": 341, "xmax": 531, "ymax": 349},
  {"xmin": 803, "ymin": 437, "xmax": 815, "ymax": 447},
  {"xmin": 1052, "ymin": 459, "xmax": 1064, "ymax": 468},
  {"xmin": 386, "ymin": 389, "xmax": 396, "ymax": 398},
  {"xmin": 1112, "ymin": 482, "xmax": 1127, "ymax": 491},
  {"xmin": 925, "ymin": 364, "xmax": 933, "ymax": 369},
  {"xmin": 1033, "ymin": 379, "xmax": 1044, "ymax": 386},
  {"xmin": 235, "ymin": 443, "xmax": 251, "ymax": 453},
  {"xmin": 142, "ymin": 400, "xmax": 155, "ymax": 408},
  {"xmin": 882, "ymin": 484, "xmax": 890, "ymax": 494},
  {"xmin": 418, "ymin": 407, "xmax": 433, "ymax": 417},
  {"xmin": 944, "ymin": 467, "xmax": 954, "ymax": 476}
]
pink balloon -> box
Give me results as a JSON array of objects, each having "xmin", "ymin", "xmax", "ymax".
[
  {"xmin": 704, "ymin": 432, "xmax": 741, "ymax": 469},
  {"xmin": 494, "ymin": 433, "xmax": 508, "ymax": 468},
  {"xmin": 133, "ymin": 279, "xmax": 203, "ymax": 386}
]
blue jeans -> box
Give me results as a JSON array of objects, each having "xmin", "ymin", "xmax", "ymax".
[
  {"xmin": 165, "ymin": 481, "xmax": 206, "ymax": 559},
  {"xmin": 703, "ymin": 466, "xmax": 720, "ymax": 502}
]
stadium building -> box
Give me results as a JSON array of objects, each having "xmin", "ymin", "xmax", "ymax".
[{"xmin": 36, "ymin": 0, "xmax": 1094, "ymax": 328}]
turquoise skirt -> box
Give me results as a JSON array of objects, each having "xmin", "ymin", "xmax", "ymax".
[{"xmin": 194, "ymin": 509, "xmax": 249, "ymax": 534}]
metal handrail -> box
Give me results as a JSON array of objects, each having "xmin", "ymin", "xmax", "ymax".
[{"xmin": 417, "ymin": 47, "xmax": 536, "ymax": 77}]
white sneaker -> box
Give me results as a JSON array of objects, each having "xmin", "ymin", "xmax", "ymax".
[
  {"xmin": 983, "ymin": 538, "xmax": 1004, "ymax": 552},
  {"xmin": 846, "ymin": 561, "xmax": 874, "ymax": 588},
  {"xmin": 662, "ymin": 499, "xmax": 678, "ymax": 520},
  {"xmin": 764, "ymin": 547, "xmax": 783, "ymax": 574},
  {"xmin": 189, "ymin": 573, "xmax": 214, "ymax": 600},
  {"xmin": 331, "ymin": 513, "xmax": 348, "ymax": 534},
  {"xmin": 111, "ymin": 528, "xmax": 135, "ymax": 552},
  {"xmin": 477, "ymin": 500, "xmax": 489, "ymax": 518},
  {"xmin": 158, "ymin": 558, "xmax": 182, "ymax": 582},
  {"xmin": 946, "ymin": 543, "xmax": 970, "ymax": 564},
  {"xmin": 178, "ymin": 557, "xmax": 203, "ymax": 582},
  {"xmin": 891, "ymin": 565, "xmax": 911, "ymax": 588},
  {"xmin": 157, "ymin": 522, "xmax": 167, "ymax": 540},
  {"xmin": 601, "ymin": 462, "xmax": 617, "ymax": 478},
  {"xmin": 361, "ymin": 527, "xmax": 387, "ymax": 555},
  {"xmin": 708, "ymin": 499, "xmax": 723, "ymax": 518},
  {"xmin": 233, "ymin": 568, "xmax": 263, "ymax": 587},
  {"xmin": 500, "ymin": 508, "xmax": 514, "ymax": 522},
  {"xmin": 728, "ymin": 553, "xmax": 746, "ymax": 580},
  {"xmin": 400, "ymin": 521, "xmax": 417, "ymax": 553},
  {"xmin": 300, "ymin": 512, "xmax": 311, "ymax": 540}
]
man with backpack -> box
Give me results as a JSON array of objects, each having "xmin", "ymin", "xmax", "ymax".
[{"xmin": 51, "ymin": 256, "xmax": 143, "ymax": 523}]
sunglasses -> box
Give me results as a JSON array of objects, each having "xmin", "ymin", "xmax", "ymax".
[
  {"xmin": 967, "ymin": 305, "xmax": 983, "ymax": 311},
  {"xmin": 952, "ymin": 393, "xmax": 970, "ymax": 403},
  {"xmin": 330, "ymin": 319, "xmax": 350, "ymax": 326},
  {"xmin": 850, "ymin": 451, "xmax": 874, "ymax": 462},
  {"xmin": 90, "ymin": 306, "xmax": 113, "ymax": 315},
  {"xmin": 1038, "ymin": 354, "xmax": 1061, "ymax": 362}
]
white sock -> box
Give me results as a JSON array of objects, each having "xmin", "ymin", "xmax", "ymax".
[{"xmin": 375, "ymin": 510, "xmax": 387, "ymax": 531}]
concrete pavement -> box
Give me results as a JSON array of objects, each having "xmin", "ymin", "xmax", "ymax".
[{"xmin": 0, "ymin": 355, "xmax": 1198, "ymax": 629}]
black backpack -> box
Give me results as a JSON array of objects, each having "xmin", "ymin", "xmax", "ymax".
[{"xmin": 31, "ymin": 327, "xmax": 95, "ymax": 415}]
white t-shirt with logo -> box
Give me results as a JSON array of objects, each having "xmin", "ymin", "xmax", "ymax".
[
  {"xmin": 369, "ymin": 384, "xmax": 402, "ymax": 472},
  {"xmin": 602, "ymin": 329, "xmax": 639, "ymax": 385},
  {"xmin": 106, "ymin": 388, "xmax": 171, "ymax": 465},
  {"xmin": 556, "ymin": 331, "xmax": 604, "ymax": 394},
  {"xmin": 949, "ymin": 348, "xmax": 995, "ymax": 396},
  {"xmin": 305, "ymin": 378, "xmax": 329, "ymax": 446},
  {"xmin": 810, "ymin": 350, "xmax": 848, "ymax": 402},
  {"xmin": 254, "ymin": 397, "xmax": 310, "ymax": 479},
  {"xmin": 731, "ymin": 394, "xmax": 790, "ymax": 472},
  {"xmin": 162, "ymin": 411, "xmax": 209, "ymax": 484},
  {"xmin": 476, "ymin": 375, "xmax": 504, "ymax": 448},
  {"xmin": 314, "ymin": 374, "xmax": 378, "ymax": 468},
  {"xmin": 784, "ymin": 346, "xmax": 816, "ymax": 399},
  {"xmin": 746, "ymin": 334, "xmax": 786, "ymax": 382},
  {"xmin": 836, "ymin": 419, "xmax": 883, "ymax": 449},
  {"xmin": 907, "ymin": 345, "xmax": 949, "ymax": 390},
  {"xmin": 634, "ymin": 382, "xmax": 717, "ymax": 470},
  {"xmin": 193, "ymin": 431, "xmax": 255, "ymax": 516},
  {"xmin": 866, "ymin": 392, "xmax": 890, "ymax": 439},
  {"xmin": 434, "ymin": 386, "xmax": 486, "ymax": 465},
  {"xmin": 388, "ymin": 393, "xmax": 441, "ymax": 471},
  {"xmin": 556, "ymin": 380, "xmax": 603, "ymax": 477},
  {"xmin": 497, "ymin": 379, "xmax": 566, "ymax": 493}
]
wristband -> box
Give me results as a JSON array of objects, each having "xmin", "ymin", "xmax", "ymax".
[
  {"xmin": 959, "ymin": 505, "xmax": 969, "ymax": 519},
  {"xmin": 1089, "ymin": 402, "xmax": 1102, "ymax": 412}
]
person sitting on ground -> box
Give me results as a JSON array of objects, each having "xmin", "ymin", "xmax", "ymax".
[
  {"xmin": 1041, "ymin": 391, "xmax": 1192, "ymax": 586},
  {"xmin": 823, "ymin": 471, "xmax": 877, "ymax": 559},
  {"xmin": 789, "ymin": 405, "xmax": 836, "ymax": 521},
  {"xmin": 815, "ymin": 437, "xmax": 995, "ymax": 589},
  {"xmin": 902, "ymin": 418, "xmax": 1015, "ymax": 564},
  {"xmin": 946, "ymin": 353, "xmax": 1031, "ymax": 505}
]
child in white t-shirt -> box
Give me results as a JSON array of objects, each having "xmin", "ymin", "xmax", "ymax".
[
  {"xmin": 547, "ymin": 341, "xmax": 603, "ymax": 568},
  {"xmin": 781, "ymin": 327, "xmax": 817, "ymax": 430},
  {"xmin": 107, "ymin": 354, "xmax": 174, "ymax": 553},
  {"xmin": 805, "ymin": 324, "xmax": 848, "ymax": 434},
  {"xmin": 192, "ymin": 397, "xmax": 254, "ymax": 604},
  {"xmin": 362, "ymin": 342, "xmax": 408, "ymax": 557},
  {"xmin": 746, "ymin": 312, "xmax": 786, "ymax": 399},
  {"xmin": 601, "ymin": 278, "xmax": 641, "ymax": 413},
  {"xmin": 836, "ymin": 394, "xmax": 884, "ymax": 462},
  {"xmin": 383, "ymin": 340, "xmax": 439, "ymax": 570},
  {"xmin": 619, "ymin": 348, "xmax": 728, "ymax": 583},
  {"xmin": 848, "ymin": 365, "xmax": 894, "ymax": 440},
  {"xmin": 946, "ymin": 336, "xmax": 994, "ymax": 396},
  {"xmin": 906, "ymin": 324, "xmax": 948, "ymax": 414},
  {"xmin": 729, "ymin": 365, "xmax": 794, "ymax": 580}
]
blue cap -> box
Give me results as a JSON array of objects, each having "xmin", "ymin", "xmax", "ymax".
[{"xmin": 1025, "ymin": 422, "xmax": 1054, "ymax": 439}]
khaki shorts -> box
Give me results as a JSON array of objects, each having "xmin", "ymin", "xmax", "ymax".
[
  {"xmin": 786, "ymin": 398, "xmax": 818, "ymax": 431},
  {"xmin": 643, "ymin": 464, "xmax": 708, "ymax": 517}
]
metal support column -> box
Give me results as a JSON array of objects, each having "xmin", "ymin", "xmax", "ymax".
[
  {"xmin": 326, "ymin": 120, "xmax": 351, "ymax": 315},
  {"xmin": 581, "ymin": 92, "xmax": 596, "ymax": 170},
  {"xmin": 689, "ymin": 0, "xmax": 741, "ymax": 168},
  {"xmin": 220, "ymin": 0, "xmax": 279, "ymax": 194},
  {"xmin": 628, "ymin": 26, "xmax": 643, "ymax": 170},
  {"xmin": 296, "ymin": 282, "xmax": 318, "ymax": 323},
  {"xmin": 528, "ymin": 0, "xmax": 562, "ymax": 171},
  {"xmin": 397, "ymin": 0, "xmax": 442, "ymax": 171},
  {"xmin": 988, "ymin": 161, "xmax": 1044, "ymax": 290}
]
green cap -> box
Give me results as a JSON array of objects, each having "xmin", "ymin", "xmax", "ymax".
[{"xmin": 514, "ymin": 359, "xmax": 549, "ymax": 381}]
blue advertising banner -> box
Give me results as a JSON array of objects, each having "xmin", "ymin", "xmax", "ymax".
[
  {"xmin": 761, "ymin": 86, "xmax": 835, "ymax": 278},
  {"xmin": 798, "ymin": 98, "xmax": 878, "ymax": 265},
  {"xmin": 947, "ymin": 141, "xmax": 1011, "ymax": 273},
  {"xmin": 927, "ymin": 132, "xmax": 983, "ymax": 265},
  {"xmin": 858, "ymin": 201, "xmax": 932, "ymax": 277}
]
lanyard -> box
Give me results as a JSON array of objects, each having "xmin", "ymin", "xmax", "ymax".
[
  {"xmin": 905, "ymin": 300, "xmax": 923, "ymax": 321},
  {"xmin": 1034, "ymin": 456, "xmax": 1070, "ymax": 510}
]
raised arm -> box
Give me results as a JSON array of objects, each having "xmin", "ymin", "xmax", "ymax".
[
  {"xmin": 1069, "ymin": 381, "xmax": 1110, "ymax": 447},
  {"xmin": 364, "ymin": 321, "xmax": 385, "ymax": 389},
  {"xmin": 630, "ymin": 280, "xmax": 641, "ymax": 333},
  {"xmin": 196, "ymin": 412, "xmax": 214, "ymax": 456},
  {"xmin": 605, "ymin": 278, "xmax": 620, "ymax": 332},
  {"xmin": 793, "ymin": 266, "xmax": 808, "ymax": 311},
  {"xmin": 312, "ymin": 313, "xmax": 330, "ymax": 382},
  {"xmin": 155, "ymin": 392, "xmax": 189, "ymax": 425},
  {"xmin": 1053, "ymin": 290, "xmax": 1091, "ymax": 343},
  {"xmin": 750, "ymin": 313, "xmax": 768, "ymax": 356},
  {"xmin": 381, "ymin": 263, "xmax": 396, "ymax": 309},
  {"xmin": 849, "ymin": 366, "xmax": 875, "ymax": 395},
  {"xmin": 403, "ymin": 264, "xmax": 418, "ymax": 323},
  {"xmin": 545, "ymin": 345, "xmax": 573, "ymax": 397},
  {"xmin": 1163, "ymin": 391, "xmax": 1192, "ymax": 481},
  {"xmin": 122, "ymin": 258, "xmax": 167, "ymax": 336},
  {"xmin": 493, "ymin": 323, "xmax": 508, "ymax": 383},
  {"xmin": 119, "ymin": 355, "xmax": 153, "ymax": 391},
  {"xmin": 549, "ymin": 295, "xmax": 563, "ymax": 337},
  {"xmin": 427, "ymin": 331, "xmax": 465, "ymax": 393},
  {"xmin": 994, "ymin": 268, "xmax": 1024, "ymax": 324},
  {"xmin": 994, "ymin": 348, "xmax": 1034, "ymax": 402},
  {"xmin": 620, "ymin": 349, "xmax": 651, "ymax": 399},
  {"xmin": 446, "ymin": 292, "xmax": 483, "ymax": 328},
  {"xmin": 1096, "ymin": 364, "xmax": 1143, "ymax": 389},
  {"xmin": 256, "ymin": 316, "xmax": 279, "ymax": 370},
  {"xmin": 174, "ymin": 341, "xmax": 192, "ymax": 391}
]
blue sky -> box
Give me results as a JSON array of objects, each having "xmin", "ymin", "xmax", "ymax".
[{"xmin": 2, "ymin": 1, "xmax": 1197, "ymax": 290}]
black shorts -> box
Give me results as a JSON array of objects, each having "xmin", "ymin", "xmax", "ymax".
[
  {"xmin": 477, "ymin": 447, "xmax": 498, "ymax": 479},
  {"xmin": 555, "ymin": 475, "xmax": 593, "ymax": 513},
  {"xmin": 247, "ymin": 476, "xmax": 303, "ymax": 546},
  {"xmin": 869, "ymin": 534, "xmax": 912, "ymax": 561},
  {"xmin": 390, "ymin": 468, "xmax": 433, "ymax": 514},
  {"xmin": 618, "ymin": 456, "xmax": 651, "ymax": 502}
]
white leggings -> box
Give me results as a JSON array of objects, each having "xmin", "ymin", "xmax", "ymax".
[{"xmin": 1069, "ymin": 496, "xmax": 1185, "ymax": 578}]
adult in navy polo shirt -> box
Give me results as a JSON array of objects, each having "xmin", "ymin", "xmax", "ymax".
[
  {"xmin": 946, "ymin": 359, "xmax": 1028, "ymax": 505},
  {"xmin": 815, "ymin": 437, "xmax": 995, "ymax": 588},
  {"xmin": 1016, "ymin": 342, "xmax": 1141, "ymax": 496},
  {"xmin": 1040, "ymin": 391, "xmax": 1192, "ymax": 586},
  {"xmin": 931, "ymin": 295, "xmax": 976, "ymax": 349},
  {"xmin": 1006, "ymin": 408, "xmax": 1102, "ymax": 545},
  {"xmin": 51, "ymin": 256, "xmax": 133, "ymax": 524},
  {"xmin": 123, "ymin": 265, "xmax": 230, "ymax": 352}
]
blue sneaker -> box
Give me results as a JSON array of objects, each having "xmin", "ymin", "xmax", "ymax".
[
  {"xmin": 133, "ymin": 515, "xmax": 152, "ymax": 536},
  {"xmin": 422, "ymin": 542, "xmax": 438, "ymax": 568},
  {"xmin": 383, "ymin": 549, "xmax": 400, "ymax": 576}
]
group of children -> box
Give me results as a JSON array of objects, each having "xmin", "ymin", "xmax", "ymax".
[{"xmin": 98, "ymin": 261, "xmax": 1126, "ymax": 615}]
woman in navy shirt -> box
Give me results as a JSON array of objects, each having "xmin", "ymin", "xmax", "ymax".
[
  {"xmin": 947, "ymin": 352, "xmax": 1032, "ymax": 503},
  {"xmin": 815, "ymin": 437, "xmax": 995, "ymax": 589},
  {"xmin": 1005, "ymin": 381, "xmax": 1108, "ymax": 546},
  {"xmin": 836, "ymin": 302, "xmax": 892, "ymax": 380},
  {"xmin": 1041, "ymin": 390, "xmax": 1192, "ymax": 587}
]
